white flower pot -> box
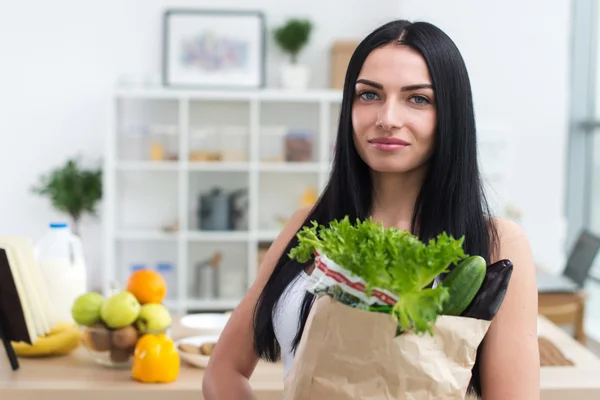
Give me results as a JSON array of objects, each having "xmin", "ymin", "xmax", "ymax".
[{"xmin": 280, "ymin": 63, "xmax": 310, "ymax": 90}]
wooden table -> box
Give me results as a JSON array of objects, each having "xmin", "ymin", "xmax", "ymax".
[
  {"xmin": 539, "ymin": 316, "xmax": 600, "ymax": 399},
  {"xmin": 1, "ymin": 317, "xmax": 600, "ymax": 399},
  {"xmin": 0, "ymin": 321, "xmax": 285, "ymax": 400}
]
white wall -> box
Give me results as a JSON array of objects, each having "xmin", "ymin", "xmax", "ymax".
[
  {"xmin": 397, "ymin": 0, "xmax": 572, "ymax": 273},
  {"xmin": 0, "ymin": 0, "xmax": 574, "ymax": 291},
  {"xmin": 0, "ymin": 0, "xmax": 397, "ymax": 290}
]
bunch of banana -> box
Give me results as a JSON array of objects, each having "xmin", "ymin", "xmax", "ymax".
[{"xmin": 11, "ymin": 322, "xmax": 82, "ymax": 357}]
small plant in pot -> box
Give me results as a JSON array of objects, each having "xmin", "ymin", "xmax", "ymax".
[
  {"xmin": 273, "ymin": 18, "xmax": 313, "ymax": 89},
  {"xmin": 32, "ymin": 156, "xmax": 103, "ymax": 236}
]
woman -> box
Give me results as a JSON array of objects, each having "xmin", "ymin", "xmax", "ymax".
[{"xmin": 203, "ymin": 19, "xmax": 540, "ymax": 399}]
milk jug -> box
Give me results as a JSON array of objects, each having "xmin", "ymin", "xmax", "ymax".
[{"xmin": 36, "ymin": 223, "xmax": 88, "ymax": 325}]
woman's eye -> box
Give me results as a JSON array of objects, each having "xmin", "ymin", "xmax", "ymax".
[
  {"xmin": 360, "ymin": 92, "xmax": 379, "ymax": 101},
  {"xmin": 410, "ymin": 95, "xmax": 430, "ymax": 105}
]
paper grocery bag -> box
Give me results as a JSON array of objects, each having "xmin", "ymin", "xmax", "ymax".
[{"xmin": 284, "ymin": 295, "xmax": 491, "ymax": 400}]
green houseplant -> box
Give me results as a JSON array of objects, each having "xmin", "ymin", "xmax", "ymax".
[
  {"xmin": 273, "ymin": 18, "xmax": 313, "ymax": 89},
  {"xmin": 32, "ymin": 156, "xmax": 103, "ymax": 235},
  {"xmin": 273, "ymin": 18, "xmax": 313, "ymax": 64}
]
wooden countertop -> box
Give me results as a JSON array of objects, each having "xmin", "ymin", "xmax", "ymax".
[
  {"xmin": 0, "ymin": 347, "xmax": 284, "ymax": 400},
  {"xmin": 0, "ymin": 320, "xmax": 284, "ymax": 400},
  {"xmin": 1, "ymin": 316, "xmax": 600, "ymax": 399},
  {"xmin": 537, "ymin": 316, "xmax": 600, "ymax": 400}
]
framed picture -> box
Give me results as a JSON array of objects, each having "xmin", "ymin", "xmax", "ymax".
[{"xmin": 162, "ymin": 9, "xmax": 266, "ymax": 89}]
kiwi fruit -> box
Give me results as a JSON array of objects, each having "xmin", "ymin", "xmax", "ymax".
[
  {"xmin": 111, "ymin": 325, "xmax": 138, "ymax": 349},
  {"xmin": 88, "ymin": 323, "xmax": 111, "ymax": 352},
  {"xmin": 110, "ymin": 347, "xmax": 131, "ymax": 363}
]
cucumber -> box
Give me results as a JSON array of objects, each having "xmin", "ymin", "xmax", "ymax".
[{"xmin": 440, "ymin": 255, "xmax": 487, "ymax": 316}]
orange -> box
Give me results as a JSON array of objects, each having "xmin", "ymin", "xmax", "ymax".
[{"xmin": 126, "ymin": 269, "xmax": 167, "ymax": 304}]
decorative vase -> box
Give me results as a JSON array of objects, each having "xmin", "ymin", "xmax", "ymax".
[{"xmin": 280, "ymin": 63, "xmax": 310, "ymax": 90}]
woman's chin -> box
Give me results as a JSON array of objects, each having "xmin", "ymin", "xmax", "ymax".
[{"xmin": 366, "ymin": 160, "xmax": 412, "ymax": 174}]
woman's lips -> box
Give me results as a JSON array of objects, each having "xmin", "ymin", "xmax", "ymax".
[{"xmin": 368, "ymin": 137, "xmax": 409, "ymax": 151}]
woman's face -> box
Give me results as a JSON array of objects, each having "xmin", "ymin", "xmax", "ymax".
[{"xmin": 352, "ymin": 44, "xmax": 437, "ymax": 174}]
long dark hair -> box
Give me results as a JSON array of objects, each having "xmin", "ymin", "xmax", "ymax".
[{"xmin": 253, "ymin": 18, "xmax": 498, "ymax": 376}]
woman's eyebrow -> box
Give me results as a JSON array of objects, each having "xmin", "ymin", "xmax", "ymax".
[
  {"xmin": 355, "ymin": 79, "xmax": 433, "ymax": 92},
  {"xmin": 401, "ymin": 84, "xmax": 433, "ymax": 92},
  {"xmin": 356, "ymin": 79, "xmax": 383, "ymax": 89}
]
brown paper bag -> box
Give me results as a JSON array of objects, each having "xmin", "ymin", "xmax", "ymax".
[{"xmin": 284, "ymin": 295, "xmax": 491, "ymax": 400}]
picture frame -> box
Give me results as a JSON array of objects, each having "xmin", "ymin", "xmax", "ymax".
[{"xmin": 162, "ymin": 9, "xmax": 266, "ymax": 89}]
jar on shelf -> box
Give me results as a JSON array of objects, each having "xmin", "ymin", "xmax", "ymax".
[
  {"xmin": 189, "ymin": 127, "xmax": 221, "ymax": 162},
  {"xmin": 148, "ymin": 124, "xmax": 179, "ymax": 161},
  {"xmin": 119, "ymin": 124, "xmax": 149, "ymax": 161},
  {"xmin": 259, "ymin": 125, "xmax": 286, "ymax": 163},
  {"xmin": 285, "ymin": 129, "xmax": 314, "ymax": 162},
  {"xmin": 219, "ymin": 267, "xmax": 246, "ymax": 300},
  {"xmin": 219, "ymin": 125, "xmax": 249, "ymax": 162}
]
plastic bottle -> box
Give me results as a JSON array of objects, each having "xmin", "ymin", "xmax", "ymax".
[
  {"xmin": 35, "ymin": 222, "xmax": 88, "ymax": 325},
  {"xmin": 156, "ymin": 262, "xmax": 176, "ymax": 300}
]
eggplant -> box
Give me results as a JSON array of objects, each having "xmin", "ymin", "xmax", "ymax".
[
  {"xmin": 460, "ymin": 259, "xmax": 514, "ymax": 321},
  {"xmin": 463, "ymin": 260, "xmax": 514, "ymax": 397}
]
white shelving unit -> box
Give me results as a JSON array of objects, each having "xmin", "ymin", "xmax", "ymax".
[{"xmin": 103, "ymin": 87, "xmax": 343, "ymax": 315}]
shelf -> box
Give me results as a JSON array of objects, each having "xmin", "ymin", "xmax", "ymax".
[
  {"xmin": 115, "ymin": 87, "xmax": 343, "ymax": 103},
  {"xmin": 117, "ymin": 161, "xmax": 180, "ymax": 171},
  {"xmin": 116, "ymin": 230, "xmax": 254, "ymax": 242},
  {"xmin": 107, "ymin": 88, "xmax": 342, "ymax": 315},
  {"xmin": 186, "ymin": 231, "xmax": 249, "ymax": 242},
  {"xmin": 116, "ymin": 230, "xmax": 179, "ymax": 241},
  {"xmin": 116, "ymin": 161, "xmax": 327, "ymax": 173},
  {"xmin": 256, "ymin": 230, "xmax": 281, "ymax": 242},
  {"xmin": 258, "ymin": 162, "xmax": 322, "ymax": 173},
  {"xmin": 188, "ymin": 162, "xmax": 250, "ymax": 172},
  {"xmin": 185, "ymin": 299, "xmax": 241, "ymax": 311}
]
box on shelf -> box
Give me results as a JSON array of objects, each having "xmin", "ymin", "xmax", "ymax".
[
  {"xmin": 220, "ymin": 125, "xmax": 249, "ymax": 162},
  {"xmin": 148, "ymin": 125, "xmax": 179, "ymax": 161},
  {"xmin": 330, "ymin": 41, "xmax": 360, "ymax": 89},
  {"xmin": 189, "ymin": 127, "xmax": 220, "ymax": 162},
  {"xmin": 189, "ymin": 125, "xmax": 249, "ymax": 162},
  {"xmin": 259, "ymin": 126, "xmax": 287, "ymax": 163},
  {"xmin": 285, "ymin": 129, "xmax": 314, "ymax": 162},
  {"xmin": 119, "ymin": 123, "xmax": 179, "ymax": 162},
  {"xmin": 119, "ymin": 124, "xmax": 148, "ymax": 161}
]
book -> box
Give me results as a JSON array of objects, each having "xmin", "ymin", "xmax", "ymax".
[{"xmin": 0, "ymin": 236, "xmax": 55, "ymax": 370}]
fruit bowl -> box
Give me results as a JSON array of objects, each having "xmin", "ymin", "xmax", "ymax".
[
  {"xmin": 81, "ymin": 323, "xmax": 170, "ymax": 369},
  {"xmin": 72, "ymin": 269, "xmax": 174, "ymax": 369}
]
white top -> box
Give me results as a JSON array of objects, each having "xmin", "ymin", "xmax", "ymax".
[{"xmin": 272, "ymin": 270, "xmax": 311, "ymax": 377}]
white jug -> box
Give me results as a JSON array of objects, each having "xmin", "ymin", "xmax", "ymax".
[{"xmin": 35, "ymin": 223, "xmax": 88, "ymax": 325}]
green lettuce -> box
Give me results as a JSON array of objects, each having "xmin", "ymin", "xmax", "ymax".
[{"xmin": 288, "ymin": 217, "xmax": 467, "ymax": 335}]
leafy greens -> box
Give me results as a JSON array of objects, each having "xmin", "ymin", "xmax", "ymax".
[{"xmin": 288, "ymin": 216, "xmax": 468, "ymax": 335}]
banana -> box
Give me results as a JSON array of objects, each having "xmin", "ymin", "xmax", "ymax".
[{"xmin": 11, "ymin": 322, "xmax": 82, "ymax": 357}]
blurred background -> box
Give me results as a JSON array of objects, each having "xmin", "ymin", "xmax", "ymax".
[{"xmin": 0, "ymin": 0, "xmax": 598, "ymax": 346}]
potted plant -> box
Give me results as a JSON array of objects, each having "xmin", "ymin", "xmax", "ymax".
[
  {"xmin": 273, "ymin": 18, "xmax": 313, "ymax": 89},
  {"xmin": 32, "ymin": 156, "xmax": 103, "ymax": 236}
]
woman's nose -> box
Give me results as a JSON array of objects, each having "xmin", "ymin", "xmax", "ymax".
[{"xmin": 377, "ymin": 100, "xmax": 405, "ymax": 131}]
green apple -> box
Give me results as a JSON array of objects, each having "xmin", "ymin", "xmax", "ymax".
[
  {"xmin": 136, "ymin": 303, "xmax": 172, "ymax": 333},
  {"xmin": 71, "ymin": 292, "xmax": 105, "ymax": 326},
  {"xmin": 100, "ymin": 291, "xmax": 141, "ymax": 329}
]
